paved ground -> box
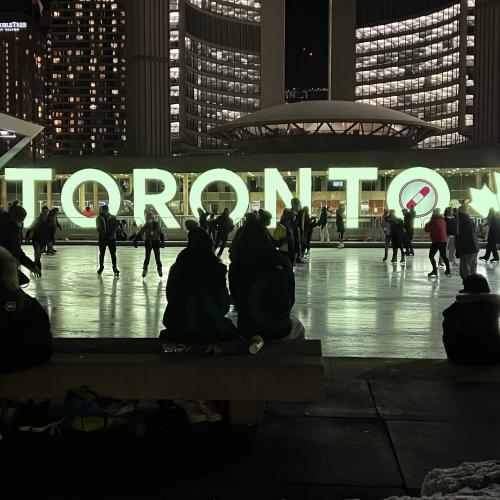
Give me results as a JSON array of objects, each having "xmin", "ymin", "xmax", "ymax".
[
  {"xmin": 3, "ymin": 376, "xmax": 500, "ymax": 499},
  {"xmin": 25, "ymin": 245, "xmax": 500, "ymax": 358}
]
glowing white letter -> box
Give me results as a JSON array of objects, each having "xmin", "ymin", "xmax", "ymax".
[
  {"xmin": 61, "ymin": 169, "xmax": 121, "ymax": 228},
  {"xmin": 133, "ymin": 169, "xmax": 180, "ymax": 228},
  {"xmin": 328, "ymin": 167, "xmax": 378, "ymax": 228},
  {"xmin": 264, "ymin": 168, "xmax": 312, "ymax": 227},
  {"xmin": 4, "ymin": 168, "xmax": 53, "ymax": 226},
  {"xmin": 386, "ymin": 167, "xmax": 450, "ymax": 222},
  {"xmin": 189, "ymin": 168, "xmax": 249, "ymax": 223}
]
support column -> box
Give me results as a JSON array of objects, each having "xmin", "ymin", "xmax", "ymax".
[
  {"xmin": 183, "ymin": 174, "xmax": 189, "ymax": 216},
  {"xmin": 79, "ymin": 184, "xmax": 86, "ymax": 213},
  {"xmin": 0, "ymin": 177, "xmax": 7, "ymax": 210},
  {"xmin": 328, "ymin": 0, "xmax": 356, "ymax": 101},
  {"xmin": 46, "ymin": 180, "xmax": 52, "ymax": 208},
  {"xmin": 93, "ymin": 182, "xmax": 99, "ymax": 212}
]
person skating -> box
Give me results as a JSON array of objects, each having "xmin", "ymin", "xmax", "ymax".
[
  {"xmin": 0, "ymin": 204, "xmax": 41, "ymax": 282},
  {"xmin": 291, "ymin": 198, "xmax": 304, "ymax": 263},
  {"xmin": 303, "ymin": 207, "xmax": 316, "ymax": 258},
  {"xmin": 25, "ymin": 206, "xmax": 51, "ymax": 271},
  {"xmin": 83, "ymin": 206, "xmax": 95, "ymax": 218},
  {"xmin": 380, "ymin": 208, "xmax": 392, "ymax": 262},
  {"xmin": 318, "ymin": 206, "xmax": 330, "ymax": 242},
  {"xmin": 208, "ymin": 211, "xmax": 217, "ymax": 243},
  {"xmin": 424, "ymin": 208, "xmax": 451, "ymax": 278},
  {"xmin": 402, "ymin": 207, "xmax": 415, "ymax": 256},
  {"xmin": 336, "ymin": 205, "xmax": 345, "ymax": 248},
  {"xmin": 96, "ymin": 205, "xmax": 119, "ymax": 276},
  {"xmin": 479, "ymin": 208, "xmax": 500, "ymax": 262},
  {"xmin": 45, "ymin": 208, "xmax": 61, "ymax": 255},
  {"xmin": 444, "ymin": 207, "xmax": 458, "ymax": 265},
  {"xmin": 214, "ymin": 208, "xmax": 234, "ymax": 258},
  {"xmin": 456, "ymin": 203, "xmax": 479, "ymax": 289},
  {"xmin": 134, "ymin": 211, "xmax": 165, "ymax": 277},
  {"xmin": 388, "ymin": 209, "xmax": 406, "ymax": 263}
]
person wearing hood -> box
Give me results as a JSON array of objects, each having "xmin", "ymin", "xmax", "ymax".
[
  {"xmin": 424, "ymin": 208, "xmax": 451, "ymax": 277},
  {"xmin": 442, "ymin": 274, "xmax": 500, "ymax": 365},
  {"xmin": 161, "ymin": 226, "xmax": 236, "ymax": 345},
  {"xmin": 479, "ymin": 207, "xmax": 500, "ymax": 262},
  {"xmin": 134, "ymin": 211, "xmax": 165, "ymax": 278},
  {"xmin": 0, "ymin": 246, "xmax": 53, "ymax": 373},
  {"xmin": 96, "ymin": 205, "xmax": 120, "ymax": 276},
  {"xmin": 229, "ymin": 220, "xmax": 304, "ymax": 341},
  {"xmin": 455, "ymin": 203, "xmax": 479, "ymax": 288},
  {"xmin": 0, "ymin": 204, "xmax": 40, "ymax": 280},
  {"xmin": 25, "ymin": 206, "xmax": 51, "ymax": 271}
]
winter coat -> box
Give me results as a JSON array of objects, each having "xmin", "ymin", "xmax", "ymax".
[
  {"xmin": 456, "ymin": 213, "xmax": 479, "ymax": 257},
  {"xmin": 336, "ymin": 211, "xmax": 345, "ymax": 233},
  {"xmin": 319, "ymin": 210, "xmax": 328, "ymax": 229},
  {"xmin": 380, "ymin": 216, "xmax": 391, "ymax": 236},
  {"xmin": 0, "ymin": 213, "xmax": 35, "ymax": 270},
  {"xmin": 161, "ymin": 248, "xmax": 237, "ymax": 344},
  {"xmin": 26, "ymin": 217, "xmax": 51, "ymax": 245},
  {"xmin": 135, "ymin": 220, "xmax": 164, "ymax": 244},
  {"xmin": 390, "ymin": 218, "xmax": 406, "ymax": 246},
  {"xmin": 445, "ymin": 216, "xmax": 457, "ymax": 236},
  {"xmin": 425, "ymin": 216, "xmax": 448, "ymax": 243},
  {"xmin": 487, "ymin": 215, "xmax": 500, "ymax": 246},
  {"xmin": 229, "ymin": 250, "xmax": 295, "ymax": 341},
  {"xmin": 96, "ymin": 214, "xmax": 119, "ymax": 242},
  {"xmin": 442, "ymin": 294, "xmax": 500, "ymax": 365},
  {"xmin": 215, "ymin": 214, "xmax": 234, "ymax": 236},
  {"xmin": 0, "ymin": 288, "xmax": 53, "ymax": 373},
  {"xmin": 404, "ymin": 212, "xmax": 415, "ymax": 236}
]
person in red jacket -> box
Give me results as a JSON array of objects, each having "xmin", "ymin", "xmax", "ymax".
[{"xmin": 425, "ymin": 208, "xmax": 451, "ymax": 277}]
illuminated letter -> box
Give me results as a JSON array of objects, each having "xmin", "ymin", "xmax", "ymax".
[
  {"xmin": 61, "ymin": 169, "xmax": 121, "ymax": 228},
  {"xmin": 4, "ymin": 168, "xmax": 53, "ymax": 226},
  {"xmin": 386, "ymin": 167, "xmax": 450, "ymax": 222},
  {"xmin": 189, "ymin": 168, "xmax": 249, "ymax": 223},
  {"xmin": 133, "ymin": 169, "xmax": 180, "ymax": 228},
  {"xmin": 328, "ymin": 167, "xmax": 378, "ymax": 228},
  {"xmin": 264, "ymin": 168, "xmax": 312, "ymax": 227}
]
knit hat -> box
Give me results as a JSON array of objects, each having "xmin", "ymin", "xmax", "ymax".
[{"xmin": 462, "ymin": 274, "xmax": 490, "ymax": 294}]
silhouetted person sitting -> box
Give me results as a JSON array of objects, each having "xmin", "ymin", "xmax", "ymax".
[
  {"xmin": 229, "ymin": 212, "xmax": 258, "ymax": 262},
  {"xmin": 160, "ymin": 227, "xmax": 237, "ymax": 344},
  {"xmin": 442, "ymin": 274, "xmax": 500, "ymax": 365},
  {"xmin": 229, "ymin": 220, "xmax": 305, "ymax": 341},
  {"xmin": 0, "ymin": 246, "xmax": 53, "ymax": 373}
]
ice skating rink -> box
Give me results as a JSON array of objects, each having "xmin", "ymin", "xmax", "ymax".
[{"xmin": 25, "ymin": 245, "xmax": 500, "ymax": 359}]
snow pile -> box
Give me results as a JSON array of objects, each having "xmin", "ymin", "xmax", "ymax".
[{"xmin": 384, "ymin": 460, "xmax": 500, "ymax": 499}]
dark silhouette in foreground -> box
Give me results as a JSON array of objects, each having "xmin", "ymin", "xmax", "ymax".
[{"xmin": 443, "ymin": 274, "xmax": 500, "ymax": 365}]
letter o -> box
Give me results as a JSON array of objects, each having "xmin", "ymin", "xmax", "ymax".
[
  {"xmin": 61, "ymin": 169, "xmax": 122, "ymax": 228},
  {"xmin": 386, "ymin": 167, "xmax": 450, "ymax": 222},
  {"xmin": 189, "ymin": 168, "xmax": 249, "ymax": 223}
]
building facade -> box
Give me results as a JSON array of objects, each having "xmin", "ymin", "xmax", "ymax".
[
  {"xmin": 355, "ymin": 0, "xmax": 476, "ymax": 148},
  {"xmin": 47, "ymin": 0, "xmax": 127, "ymax": 156},
  {"xmin": 0, "ymin": 2, "xmax": 47, "ymax": 158},
  {"xmin": 169, "ymin": 0, "xmax": 284, "ymax": 152}
]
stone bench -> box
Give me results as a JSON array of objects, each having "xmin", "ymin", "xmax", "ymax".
[{"xmin": 0, "ymin": 338, "xmax": 324, "ymax": 425}]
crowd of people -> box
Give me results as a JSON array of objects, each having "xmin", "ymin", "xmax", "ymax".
[{"xmin": 0, "ymin": 196, "xmax": 500, "ymax": 412}]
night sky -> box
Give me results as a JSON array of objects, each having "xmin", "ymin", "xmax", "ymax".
[{"xmin": 285, "ymin": 0, "xmax": 329, "ymax": 91}]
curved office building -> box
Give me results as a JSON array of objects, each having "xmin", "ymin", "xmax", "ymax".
[
  {"xmin": 169, "ymin": 0, "xmax": 284, "ymax": 153},
  {"xmin": 355, "ymin": 0, "xmax": 475, "ymax": 148}
]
